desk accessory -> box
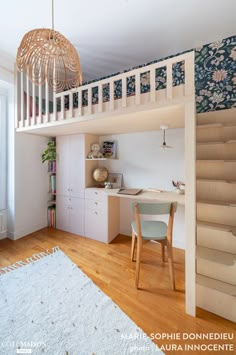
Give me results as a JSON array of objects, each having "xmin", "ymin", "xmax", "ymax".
[{"xmin": 117, "ymin": 188, "xmax": 142, "ymax": 195}]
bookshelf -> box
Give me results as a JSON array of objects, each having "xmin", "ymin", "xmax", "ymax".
[{"xmin": 48, "ymin": 159, "xmax": 56, "ymax": 228}]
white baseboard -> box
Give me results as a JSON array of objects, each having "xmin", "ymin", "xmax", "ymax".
[
  {"xmin": 9, "ymin": 223, "xmax": 47, "ymax": 240},
  {"xmin": 0, "ymin": 231, "xmax": 7, "ymax": 240}
]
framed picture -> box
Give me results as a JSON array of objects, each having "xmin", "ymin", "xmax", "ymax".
[
  {"xmin": 102, "ymin": 140, "xmax": 117, "ymax": 159},
  {"xmin": 107, "ymin": 173, "xmax": 123, "ymax": 188}
]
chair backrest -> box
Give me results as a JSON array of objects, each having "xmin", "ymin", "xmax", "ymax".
[{"xmin": 131, "ymin": 201, "xmax": 178, "ymax": 215}]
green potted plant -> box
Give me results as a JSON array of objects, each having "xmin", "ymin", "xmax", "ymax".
[{"xmin": 41, "ymin": 139, "xmax": 56, "ymax": 163}]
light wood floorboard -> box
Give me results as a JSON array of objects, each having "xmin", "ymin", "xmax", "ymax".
[{"xmin": 0, "ymin": 228, "xmax": 235, "ymax": 354}]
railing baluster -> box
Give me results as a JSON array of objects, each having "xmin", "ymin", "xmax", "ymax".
[
  {"xmin": 15, "ymin": 68, "xmax": 19, "ymax": 129},
  {"xmin": 135, "ymin": 73, "xmax": 140, "ymax": 105},
  {"xmin": 109, "ymin": 81, "xmax": 114, "ymax": 110},
  {"xmin": 69, "ymin": 92, "xmax": 73, "ymax": 118},
  {"xmin": 87, "ymin": 87, "xmax": 92, "ymax": 114},
  {"xmin": 150, "ymin": 69, "xmax": 156, "ymax": 103},
  {"xmin": 32, "ymin": 82, "xmax": 36, "ymax": 125},
  {"xmin": 20, "ymin": 71, "xmax": 25, "ymax": 127},
  {"xmin": 45, "ymin": 80, "xmax": 49, "ymax": 122},
  {"xmin": 78, "ymin": 89, "xmax": 82, "ymax": 116},
  {"xmin": 26, "ymin": 70, "xmax": 30, "ymax": 125},
  {"xmin": 184, "ymin": 56, "xmax": 195, "ymax": 97},
  {"xmin": 38, "ymin": 84, "xmax": 42, "ymax": 123},
  {"xmin": 61, "ymin": 94, "xmax": 65, "ymax": 119},
  {"xmin": 122, "ymin": 77, "xmax": 126, "ymax": 107},
  {"xmin": 98, "ymin": 84, "xmax": 103, "ymax": 113},
  {"xmin": 166, "ymin": 63, "xmax": 173, "ymax": 99},
  {"xmin": 53, "ymin": 91, "xmax": 57, "ymax": 121}
]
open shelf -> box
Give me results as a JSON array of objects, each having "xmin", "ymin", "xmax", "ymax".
[{"xmin": 85, "ymin": 158, "xmax": 116, "ymax": 161}]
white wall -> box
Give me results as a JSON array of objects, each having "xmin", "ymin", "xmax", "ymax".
[
  {"xmin": 99, "ymin": 129, "xmax": 185, "ymax": 249},
  {"xmin": 12, "ymin": 133, "xmax": 49, "ymax": 240}
]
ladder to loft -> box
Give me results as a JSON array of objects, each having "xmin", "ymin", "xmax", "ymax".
[{"xmin": 195, "ymin": 108, "xmax": 236, "ymax": 323}]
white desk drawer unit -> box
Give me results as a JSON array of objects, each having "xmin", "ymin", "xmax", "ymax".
[
  {"xmin": 84, "ymin": 188, "xmax": 120, "ymax": 243},
  {"xmin": 85, "ymin": 188, "xmax": 107, "ymax": 202},
  {"xmin": 85, "ymin": 198, "xmax": 106, "ymax": 211}
]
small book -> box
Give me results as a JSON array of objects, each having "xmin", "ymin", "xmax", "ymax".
[{"xmin": 117, "ymin": 188, "xmax": 143, "ymax": 195}]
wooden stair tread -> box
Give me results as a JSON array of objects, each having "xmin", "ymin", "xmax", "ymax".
[
  {"xmin": 197, "ymin": 179, "xmax": 236, "ymax": 184},
  {"xmin": 197, "ymin": 122, "xmax": 236, "ymax": 128},
  {"xmin": 196, "ymin": 274, "xmax": 236, "ymax": 296},
  {"xmin": 197, "ymin": 159, "xmax": 236, "ymax": 162},
  {"xmin": 197, "ymin": 246, "xmax": 236, "ymax": 265},
  {"xmin": 197, "ymin": 199, "xmax": 236, "ymax": 206},
  {"xmin": 197, "ymin": 140, "xmax": 236, "ymax": 146},
  {"xmin": 197, "ymin": 220, "xmax": 236, "ymax": 234}
]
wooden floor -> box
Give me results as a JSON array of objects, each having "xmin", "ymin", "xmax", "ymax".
[{"xmin": 0, "ymin": 228, "xmax": 235, "ymax": 354}]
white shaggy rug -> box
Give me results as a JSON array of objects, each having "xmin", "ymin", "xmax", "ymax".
[{"xmin": 0, "ymin": 247, "xmax": 163, "ymax": 355}]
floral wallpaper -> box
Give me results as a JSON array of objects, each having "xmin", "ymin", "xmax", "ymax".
[
  {"xmin": 59, "ymin": 35, "xmax": 235, "ymax": 114},
  {"xmin": 195, "ymin": 36, "xmax": 236, "ymax": 112}
]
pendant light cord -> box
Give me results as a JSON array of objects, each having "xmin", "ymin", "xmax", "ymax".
[{"xmin": 52, "ymin": 0, "xmax": 54, "ymax": 30}]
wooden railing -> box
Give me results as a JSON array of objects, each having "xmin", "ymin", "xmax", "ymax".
[{"xmin": 15, "ymin": 51, "xmax": 195, "ymax": 129}]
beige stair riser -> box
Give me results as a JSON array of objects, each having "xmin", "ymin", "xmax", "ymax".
[
  {"xmin": 197, "ymin": 225, "xmax": 236, "ymax": 254},
  {"xmin": 196, "ymin": 161, "xmax": 236, "ymax": 180},
  {"xmin": 197, "ymin": 109, "xmax": 236, "ymax": 125},
  {"xmin": 197, "ymin": 126, "xmax": 236, "ymax": 143},
  {"xmin": 197, "ymin": 203, "xmax": 236, "ymax": 227},
  {"xmin": 197, "ymin": 181, "xmax": 236, "ymax": 203},
  {"xmin": 196, "ymin": 284, "xmax": 236, "ymax": 323},
  {"xmin": 197, "ymin": 143, "xmax": 236, "ymax": 160},
  {"xmin": 197, "ymin": 252, "xmax": 236, "ymax": 286}
]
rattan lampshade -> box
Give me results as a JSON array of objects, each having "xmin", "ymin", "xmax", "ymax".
[
  {"xmin": 16, "ymin": 28, "xmax": 82, "ymax": 92},
  {"xmin": 16, "ymin": 0, "xmax": 82, "ymax": 92}
]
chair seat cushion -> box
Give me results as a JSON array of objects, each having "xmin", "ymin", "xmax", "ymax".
[{"xmin": 131, "ymin": 220, "xmax": 167, "ymax": 240}]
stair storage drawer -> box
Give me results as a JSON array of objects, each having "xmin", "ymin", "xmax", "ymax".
[
  {"xmin": 197, "ymin": 142, "xmax": 236, "ymax": 160},
  {"xmin": 85, "ymin": 188, "xmax": 107, "ymax": 202},
  {"xmin": 85, "ymin": 207, "xmax": 107, "ymax": 243},
  {"xmin": 197, "ymin": 180, "xmax": 236, "ymax": 203},
  {"xmin": 197, "ymin": 223, "xmax": 236, "ymax": 254},
  {"xmin": 196, "ymin": 246, "xmax": 236, "ymax": 286},
  {"xmin": 196, "ymin": 275, "xmax": 236, "ymax": 323},
  {"xmin": 197, "ymin": 203, "xmax": 236, "ymax": 227}
]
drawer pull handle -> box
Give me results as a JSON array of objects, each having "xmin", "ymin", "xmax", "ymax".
[
  {"xmin": 94, "ymin": 202, "xmax": 98, "ymax": 205},
  {"xmin": 95, "ymin": 192, "xmax": 98, "ymax": 195},
  {"xmin": 94, "ymin": 211, "xmax": 98, "ymax": 215}
]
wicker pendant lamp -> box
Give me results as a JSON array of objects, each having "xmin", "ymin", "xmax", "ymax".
[{"xmin": 16, "ymin": 0, "xmax": 82, "ymax": 92}]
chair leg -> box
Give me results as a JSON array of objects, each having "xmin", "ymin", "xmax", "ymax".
[
  {"xmin": 161, "ymin": 241, "xmax": 166, "ymax": 262},
  {"xmin": 131, "ymin": 229, "xmax": 137, "ymax": 261},
  {"xmin": 166, "ymin": 240, "xmax": 175, "ymax": 290},
  {"xmin": 135, "ymin": 238, "xmax": 142, "ymax": 289}
]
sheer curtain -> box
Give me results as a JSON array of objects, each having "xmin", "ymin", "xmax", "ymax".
[{"xmin": 0, "ymin": 93, "xmax": 7, "ymax": 211}]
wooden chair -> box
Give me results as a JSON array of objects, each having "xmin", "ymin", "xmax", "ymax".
[{"xmin": 131, "ymin": 201, "xmax": 178, "ymax": 290}]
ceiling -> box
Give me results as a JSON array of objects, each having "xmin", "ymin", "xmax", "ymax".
[{"xmin": 0, "ymin": 0, "xmax": 235, "ymax": 82}]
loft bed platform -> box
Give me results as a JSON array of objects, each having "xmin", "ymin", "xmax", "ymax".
[{"xmin": 15, "ymin": 51, "xmax": 195, "ymax": 136}]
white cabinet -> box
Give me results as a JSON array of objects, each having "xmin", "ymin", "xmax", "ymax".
[
  {"xmin": 56, "ymin": 195, "xmax": 84, "ymax": 236},
  {"xmin": 84, "ymin": 188, "xmax": 120, "ymax": 243},
  {"xmin": 56, "ymin": 134, "xmax": 85, "ymax": 236},
  {"xmin": 57, "ymin": 135, "xmax": 85, "ymax": 198}
]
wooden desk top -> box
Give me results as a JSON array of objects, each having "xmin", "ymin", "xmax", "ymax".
[{"xmin": 86, "ymin": 188, "xmax": 185, "ymax": 205}]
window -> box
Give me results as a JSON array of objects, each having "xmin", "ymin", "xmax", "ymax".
[{"xmin": 0, "ymin": 93, "xmax": 7, "ymax": 211}]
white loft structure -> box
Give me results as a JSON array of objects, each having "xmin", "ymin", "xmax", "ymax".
[{"xmin": 15, "ymin": 51, "xmax": 196, "ymax": 316}]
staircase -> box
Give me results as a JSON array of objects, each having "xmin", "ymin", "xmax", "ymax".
[{"xmin": 196, "ymin": 108, "xmax": 236, "ymax": 323}]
